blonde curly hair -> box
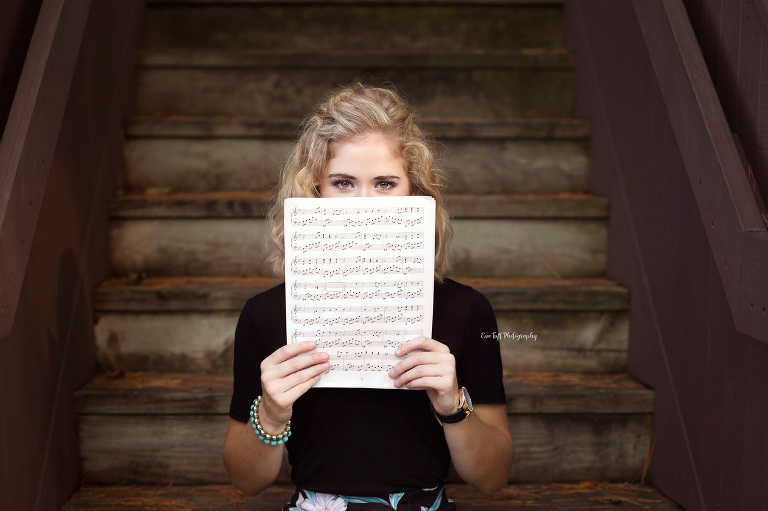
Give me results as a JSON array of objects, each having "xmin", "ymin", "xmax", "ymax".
[{"xmin": 265, "ymin": 83, "xmax": 453, "ymax": 282}]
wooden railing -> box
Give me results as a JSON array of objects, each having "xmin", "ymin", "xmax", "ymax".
[
  {"xmin": 633, "ymin": 0, "xmax": 768, "ymax": 342},
  {"xmin": 0, "ymin": 0, "xmax": 92, "ymax": 338}
]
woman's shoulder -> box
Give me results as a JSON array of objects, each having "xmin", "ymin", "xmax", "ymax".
[
  {"xmin": 247, "ymin": 281, "xmax": 286, "ymax": 304},
  {"xmin": 241, "ymin": 281, "xmax": 286, "ymax": 323},
  {"xmin": 434, "ymin": 277, "xmax": 495, "ymax": 317},
  {"xmin": 435, "ymin": 277, "xmax": 489, "ymax": 302}
]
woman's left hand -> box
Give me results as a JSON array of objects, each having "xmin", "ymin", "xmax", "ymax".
[{"xmin": 389, "ymin": 335, "xmax": 460, "ymax": 415}]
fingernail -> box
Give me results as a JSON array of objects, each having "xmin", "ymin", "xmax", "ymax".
[
  {"xmin": 388, "ymin": 368, "xmax": 394, "ymax": 377},
  {"xmin": 395, "ymin": 348, "xmax": 401, "ymax": 356}
]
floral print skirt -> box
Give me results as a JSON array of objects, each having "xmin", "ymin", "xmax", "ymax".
[{"xmin": 283, "ymin": 485, "xmax": 456, "ymax": 511}]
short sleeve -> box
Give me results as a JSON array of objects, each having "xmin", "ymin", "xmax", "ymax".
[
  {"xmin": 456, "ymin": 289, "xmax": 507, "ymax": 405},
  {"xmin": 229, "ymin": 298, "xmax": 265, "ymax": 423}
]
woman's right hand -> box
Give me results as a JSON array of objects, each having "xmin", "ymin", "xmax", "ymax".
[{"xmin": 258, "ymin": 340, "xmax": 329, "ymax": 433}]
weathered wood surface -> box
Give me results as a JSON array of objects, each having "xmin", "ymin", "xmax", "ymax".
[
  {"xmin": 75, "ymin": 371, "xmax": 653, "ymax": 483},
  {"xmin": 144, "ymin": 4, "xmax": 562, "ymax": 52},
  {"xmin": 126, "ymin": 117, "xmax": 591, "ymax": 140},
  {"xmin": 76, "ymin": 414, "xmax": 651, "ymax": 483},
  {"xmin": 110, "ymin": 218, "xmax": 607, "ymax": 278},
  {"xmin": 125, "ymin": 137, "xmax": 590, "ymax": 194},
  {"xmin": 135, "ymin": 51, "xmax": 575, "ymax": 119},
  {"xmin": 146, "ymin": 0, "xmax": 565, "ymax": 4},
  {"xmin": 60, "ymin": 483, "xmax": 682, "ymax": 511},
  {"xmin": 497, "ymin": 310, "xmax": 628, "ymax": 372},
  {"xmin": 91, "ymin": 276, "xmax": 628, "ymax": 373},
  {"xmin": 93, "ymin": 312, "xmax": 238, "ymax": 374},
  {"xmin": 138, "ymin": 49, "xmax": 576, "ymax": 69},
  {"xmin": 74, "ymin": 372, "xmax": 653, "ymax": 416},
  {"xmin": 93, "ymin": 276, "xmax": 628, "ymax": 312},
  {"xmin": 109, "ymin": 193, "xmax": 608, "ymax": 219},
  {"xmin": 91, "ymin": 309, "xmax": 627, "ymax": 373}
]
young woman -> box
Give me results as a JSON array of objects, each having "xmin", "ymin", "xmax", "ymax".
[{"xmin": 223, "ymin": 84, "xmax": 514, "ymax": 510}]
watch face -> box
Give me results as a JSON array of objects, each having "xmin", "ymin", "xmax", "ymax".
[{"xmin": 462, "ymin": 387, "xmax": 473, "ymax": 411}]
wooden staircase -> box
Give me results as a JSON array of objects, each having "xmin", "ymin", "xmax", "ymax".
[{"xmin": 61, "ymin": 1, "xmax": 680, "ymax": 509}]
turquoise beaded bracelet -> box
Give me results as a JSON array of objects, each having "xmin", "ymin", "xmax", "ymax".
[{"xmin": 250, "ymin": 396, "xmax": 291, "ymax": 446}]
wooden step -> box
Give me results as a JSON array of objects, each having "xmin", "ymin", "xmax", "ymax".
[
  {"xmin": 92, "ymin": 276, "xmax": 628, "ymax": 373},
  {"xmin": 108, "ymin": 194, "xmax": 607, "ymax": 279},
  {"xmin": 144, "ymin": 3, "xmax": 563, "ymax": 52},
  {"xmin": 126, "ymin": 116, "xmax": 590, "ymax": 139},
  {"xmin": 73, "ymin": 371, "xmax": 654, "ymax": 484},
  {"xmin": 147, "ymin": 0, "xmax": 564, "ymax": 3},
  {"xmin": 135, "ymin": 50, "xmax": 575, "ymax": 119},
  {"xmin": 124, "ymin": 117, "xmax": 591, "ymax": 194},
  {"xmin": 60, "ymin": 482, "xmax": 681, "ymax": 511},
  {"xmin": 94, "ymin": 276, "xmax": 627, "ymax": 312},
  {"xmin": 109, "ymin": 192, "xmax": 608, "ymax": 219}
]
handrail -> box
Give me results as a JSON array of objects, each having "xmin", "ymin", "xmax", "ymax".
[
  {"xmin": 0, "ymin": 0, "xmax": 92, "ymax": 338},
  {"xmin": 632, "ymin": 0, "xmax": 768, "ymax": 342}
]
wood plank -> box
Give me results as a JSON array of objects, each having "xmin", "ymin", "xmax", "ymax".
[
  {"xmin": 75, "ymin": 412, "xmax": 652, "ymax": 483},
  {"xmin": 504, "ymin": 372, "xmax": 653, "ymax": 414},
  {"xmin": 144, "ymin": 4, "xmax": 563, "ymax": 52},
  {"xmin": 74, "ymin": 372, "xmax": 653, "ymax": 415},
  {"xmin": 743, "ymin": 340, "xmax": 768, "ymax": 506},
  {"xmin": 59, "ymin": 483, "xmax": 682, "ymax": 511},
  {"xmin": 137, "ymin": 48, "xmax": 576, "ymax": 69},
  {"xmin": 90, "ymin": 309, "xmax": 628, "ymax": 374},
  {"xmin": 136, "ymin": 66, "xmax": 575, "ymax": 119},
  {"xmin": 736, "ymin": 0, "xmax": 762, "ymax": 190},
  {"xmin": 108, "ymin": 192, "xmax": 608, "ymax": 219},
  {"xmin": 715, "ymin": 0, "xmax": 741, "ymax": 126},
  {"xmin": 698, "ymin": 262, "xmax": 728, "ymax": 510},
  {"xmin": 126, "ymin": 117, "xmax": 591, "ymax": 140},
  {"xmin": 145, "ymin": 0, "xmax": 565, "ymax": 6},
  {"xmin": 124, "ymin": 137, "xmax": 591, "ymax": 194},
  {"xmin": 93, "ymin": 276, "xmax": 629, "ymax": 312},
  {"xmin": 699, "ymin": 0, "xmax": 723, "ymax": 90},
  {"xmin": 109, "ymin": 218, "xmax": 607, "ymax": 278}
]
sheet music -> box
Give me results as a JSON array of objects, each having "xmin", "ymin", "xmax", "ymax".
[{"xmin": 284, "ymin": 196, "xmax": 436, "ymax": 389}]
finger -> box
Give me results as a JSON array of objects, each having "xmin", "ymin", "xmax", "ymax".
[
  {"xmin": 399, "ymin": 376, "xmax": 453, "ymax": 391},
  {"xmin": 271, "ymin": 351, "xmax": 330, "ymax": 380},
  {"xmin": 388, "ymin": 351, "xmax": 452, "ymax": 379},
  {"xmin": 270, "ymin": 360, "xmax": 330, "ymax": 397},
  {"xmin": 393, "ymin": 364, "xmax": 451, "ymax": 387},
  {"xmin": 263, "ymin": 341, "xmax": 320, "ymax": 367},
  {"xmin": 282, "ymin": 371, "xmax": 324, "ymax": 405},
  {"xmin": 395, "ymin": 336, "xmax": 449, "ymax": 357}
]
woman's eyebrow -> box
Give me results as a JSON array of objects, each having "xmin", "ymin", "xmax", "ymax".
[
  {"xmin": 326, "ymin": 173, "xmax": 357, "ymax": 180},
  {"xmin": 326, "ymin": 173, "xmax": 401, "ymax": 180}
]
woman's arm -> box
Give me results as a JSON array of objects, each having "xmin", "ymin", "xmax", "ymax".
[
  {"xmin": 441, "ymin": 403, "xmax": 514, "ymax": 494},
  {"xmin": 389, "ymin": 336, "xmax": 514, "ymax": 495},
  {"xmin": 222, "ymin": 340, "xmax": 329, "ymax": 495},
  {"xmin": 222, "ymin": 418, "xmax": 285, "ymax": 495}
]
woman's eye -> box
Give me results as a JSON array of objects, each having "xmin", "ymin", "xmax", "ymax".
[
  {"xmin": 377, "ymin": 181, "xmax": 396, "ymax": 190},
  {"xmin": 333, "ymin": 180, "xmax": 352, "ymax": 189}
]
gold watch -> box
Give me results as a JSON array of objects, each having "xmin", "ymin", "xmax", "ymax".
[{"xmin": 430, "ymin": 387, "xmax": 473, "ymax": 425}]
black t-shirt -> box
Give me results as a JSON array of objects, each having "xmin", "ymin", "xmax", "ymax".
[{"xmin": 229, "ymin": 277, "xmax": 506, "ymax": 495}]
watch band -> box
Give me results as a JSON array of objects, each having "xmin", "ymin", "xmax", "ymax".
[{"xmin": 430, "ymin": 387, "xmax": 472, "ymax": 425}]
